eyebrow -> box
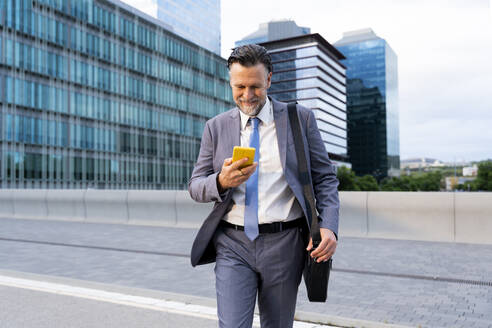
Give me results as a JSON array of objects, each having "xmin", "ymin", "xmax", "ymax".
[{"xmin": 232, "ymin": 83, "xmax": 262, "ymax": 88}]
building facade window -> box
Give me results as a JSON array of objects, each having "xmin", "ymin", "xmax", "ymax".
[
  {"xmin": 335, "ymin": 29, "xmax": 400, "ymax": 178},
  {"xmin": 0, "ymin": 0, "xmax": 234, "ymax": 189},
  {"xmin": 261, "ymin": 36, "xmax": 349, "ymax": 164}
]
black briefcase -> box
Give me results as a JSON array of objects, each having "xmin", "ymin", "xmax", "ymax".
[
  {"xmin": 303, "ymin": 241, "xmax": 332, "ymax": 302},
  {"xmin": 288, "ymin": 102, "xmax": 332, "ymax": 302}
]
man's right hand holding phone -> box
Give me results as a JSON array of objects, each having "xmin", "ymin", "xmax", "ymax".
[{"xmin": 217, "ymin": 157, "xmax": 258, "ymax": 193}]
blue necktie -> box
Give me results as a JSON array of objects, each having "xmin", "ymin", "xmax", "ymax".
[{"xmin": 244, "ymin": 117, "xmax": 260, "ymax": 241}]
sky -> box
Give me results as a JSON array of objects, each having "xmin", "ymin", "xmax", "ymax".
[{"xmin": 123, "ymin": 0, "xmax": 492, "ymax": 163}]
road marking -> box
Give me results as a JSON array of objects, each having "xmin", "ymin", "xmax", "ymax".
[{"xmin": 0, "ymin": 275, "xmax": 337, "ymax": 328}]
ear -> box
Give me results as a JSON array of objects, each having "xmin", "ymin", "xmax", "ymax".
[{"xmin": 266, "ymin": 71, "xmax": 272, "ymax": 89}]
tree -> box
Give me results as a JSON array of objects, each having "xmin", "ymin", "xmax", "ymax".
[
  {"xmin": 379, "ymin": 171, "xmax": 443, "ymax": 191},
  {"xmin": 336, "ymin": 167, "xmax": 446, "ymax": 191},
  {"xmin": 474, "ymin": 161, "xmax": 492, "ymax": 191},
  {"xmin": 380, "ymin": 176, "xmax": 418, "ymax": 191},
  {"xmin": 463, "ymin": 181, "xmax": 477, "ymax": 191},
  {"xmin": 413, "ymin": 171, "xmax": 442, "ymax": 191},
  {"xmin": 336, "ymin": 166, "xmax": 360, "ymax": 191},
  {"xmin": 356, "ymin": 175, "xmax": 379, "ymax": 191},
  {"xmin": 454, "ymin": 183, "xmax": 465, "ymax": 191}
]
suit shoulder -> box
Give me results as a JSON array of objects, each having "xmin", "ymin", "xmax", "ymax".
[
  {"xmin": 205, "ymin": 108, "xmax": 237, "ymax": 127},
  {"xmin": 272, "ymin": 98, "xmax": 312, "ymax": 118},
  {"xmin": 291, "ymin": 103, "xmax": 313, "ymax": 124},
  {"xmin": 296, "ymin": 104, "xmax": 312, "ymax": 116}
]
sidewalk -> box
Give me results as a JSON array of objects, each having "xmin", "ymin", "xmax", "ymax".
[
  {"xmin": 0, "ymin": 217, "xmax": 491, "ymax": 327},
  {"xmin": 0, "ymin": 270, "xmax": 342, "ymax": 328}
]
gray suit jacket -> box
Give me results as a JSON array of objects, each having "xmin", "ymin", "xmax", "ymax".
[{"xmin": 188, "ymin": 97, "xmax": 339, "ymax": 266}]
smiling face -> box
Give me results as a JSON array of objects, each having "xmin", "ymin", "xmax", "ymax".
[{"xmin": 229, "ymin": 62, "xmax": 272, "ymax": 117}]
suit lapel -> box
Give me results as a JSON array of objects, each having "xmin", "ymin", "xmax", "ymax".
[
  {"xmin": 228, "ymin": 108, "xmax": 241, "ymax": 153},
  {"xmin": 272, "ymin": 98, "xmax": 288, "ymax": 171}
]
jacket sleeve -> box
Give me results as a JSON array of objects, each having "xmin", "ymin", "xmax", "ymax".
[
  {"xmin": 188, "ymin": 121, "xmax": 227, "ymax": 203},
  {"xmin": 305, "ymin": 109, "xmax": 340, "ymax": 237}
]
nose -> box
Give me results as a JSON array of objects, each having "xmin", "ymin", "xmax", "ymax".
[{"xmin": 243, "ymin": 87, "xmax": 255, "ymax": 100}]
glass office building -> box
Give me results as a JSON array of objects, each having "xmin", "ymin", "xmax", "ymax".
[
  {"xmin": 236, "ymin": 20, "xmax": 310, "ymax": 48},
  {"xmin": 260, "ymin": 34, "xmax": 349, "ymax": 166},
  {"xmin": 335, "ymin": 28, "xmax": 400, "ymax": 179},
  {"xmin": 0, "ymin": 0, "xmax": 233, "ymax": 190},
  {"xmin": 120, "ymin": 0, "xmax": 221, "ymax": 55},
  {"xmin": 156, "ymin": 0, "xmax": 221, "ymax": 55}
]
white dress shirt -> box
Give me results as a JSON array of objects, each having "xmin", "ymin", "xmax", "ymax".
[{"xmin": 223, "ymin": 97, "xmax": 303, "ymax": 225}]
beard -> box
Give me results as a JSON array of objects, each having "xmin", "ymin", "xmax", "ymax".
[{"xmin": 237, "ymin": 97, "xmax": 266, "ymax": 117}]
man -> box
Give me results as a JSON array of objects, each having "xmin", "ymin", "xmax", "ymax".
[{"xmin": 188, "ymin": 44, "xmax": 339, "ymax": 328}]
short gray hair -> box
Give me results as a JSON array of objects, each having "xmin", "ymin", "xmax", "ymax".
[{"xmin": 227, "ymin": 44, "xmax": 272, "ymax": 74}]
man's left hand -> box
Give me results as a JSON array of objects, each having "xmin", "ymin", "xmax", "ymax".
[{"xmin": 306, "ymin": 228, "xmax": 337, "ymax": 263}]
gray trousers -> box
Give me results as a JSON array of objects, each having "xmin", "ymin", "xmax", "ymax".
[{"xmin": 212, "ymin": 225, "xmax": 306, "ymax": 328}]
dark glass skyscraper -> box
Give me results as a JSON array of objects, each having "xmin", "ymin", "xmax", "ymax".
[
  {"xmin": 0, "ymin": 0, "xmax": 233, "ymax": 190},
  {"xmin": 335, "ymin": 28, "xmax": 400, "ymax": 179}
]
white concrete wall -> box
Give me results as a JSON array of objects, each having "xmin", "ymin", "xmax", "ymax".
[
  {"xmin": 175, "ymin": 191, "xmax": 214, "ymax": 228},
  {"xmin": 0, "ymin": 189, "xmax": 15, "ymax": 218},
  {"xmin": 0, "ymin": 190, "xmax": 491, "ymax": 245},
  {"xmin": 338, "ymin": 192, "xmax": 367, "ymax": 237},
  {"xmin": 455, "ymin": 193, "xmax": 492, "ymax": 244},
  {"xmin": 84, "ymin": 190, "xmax": 129, "ymax": 224},
  {"xmin": 13, "ymin": 189, "xmax": 49, "ymax": 221},
  {"xmin": 367, "ymin": 192, "xmax": 455, "ymax": 242},
  {"xmin": 127, "ymin": 190, "xmax": 177, "ymax": 226},
  {"xmin": 46, "ymin": 190, "xmax": 86, "ymax": 222}
]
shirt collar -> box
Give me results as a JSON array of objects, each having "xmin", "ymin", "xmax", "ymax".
[{"xmin": 239, "ymin": 97, "xmax": 272, "ymax": 130}]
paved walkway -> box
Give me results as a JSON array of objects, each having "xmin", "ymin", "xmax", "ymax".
[
  {"xmin": 0, "ymin": 284, "xmax": 219, "ymax": 328},
  {"xmin": 0, "ymin": 272, "xmax": 336, "ymax": 328},
  {"xmin": 0, "ymin": 218, "xmax": 491, "ymax": 327}
]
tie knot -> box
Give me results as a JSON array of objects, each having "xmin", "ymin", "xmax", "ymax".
[{"xmin": 250, "ymin": 117, "xmax": 260, "ymax": 129}]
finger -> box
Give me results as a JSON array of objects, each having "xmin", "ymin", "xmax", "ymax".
[
  {"xmin": 316, "ymin": 253, "xmax": 333, "ymax": 263},
  {"xmin": 306, "ymin": 238, "xmax": 313, "ymax": 251},
  {"xmin": 242, "ymin": 161, "xmax": 258, "ymax": 168},
  {"xmin": 240, "ymin": 162, "xmax": 258, "ymax": 175},
  {"xmin": 223, "ymin": 158, "xmax": 233, "ymax": 166},
  {"xmin": 230, "ymin": 157, "xmax": 250, "ymax": 170},
  {"xmin": 236, "ymin": 168, "xmax": 248, "ymax": 179},
  {"xmin": 233, "ymin": 168, "xmax": 256, "ymax": 185},
  {"xmin": 327, "ymin": 242, "xmax": 337, "ymax": 256},
  {"xmin": 310, "ymin": 238, "xmax": 329, "ymax": 255},
  {"xmin": 233, "ymin": 166, "xmax": 257, "ymax": 184},
  {"xmin": 310, "ymin": 239, "xmax": 331, "ymax": 257},
  {"xmin": 313, "ymin": 233, "xmax": 337, "ymax": 254},
  {"xmin": 319, "ymin": 243, "xmax": 336, "ymax": 261},
  {"xmin": 316, "ymin": 242, "xmax": 337, "ymax": 262}
]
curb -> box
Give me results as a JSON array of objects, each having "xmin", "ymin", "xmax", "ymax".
[
  {"xmin": 0, "ymin": 269, "xmax": 414, "ymax": 328},
  {"xmin": 295, "ymin": 311, "xmax": 414, "ymax": 328}
]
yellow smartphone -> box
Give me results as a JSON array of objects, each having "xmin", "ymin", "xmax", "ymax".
[{"xmin": 232, "ymin": 146, "xmax": 256, "ymax": 169}]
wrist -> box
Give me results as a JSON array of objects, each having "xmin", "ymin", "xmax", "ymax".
[
  {"xmin": 321, "ymin": 228, "xmax": 336, "ymax": 240},
  {"xmin": 217, "ymin": 172, "xmax": 227, "ymax": 193}
]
